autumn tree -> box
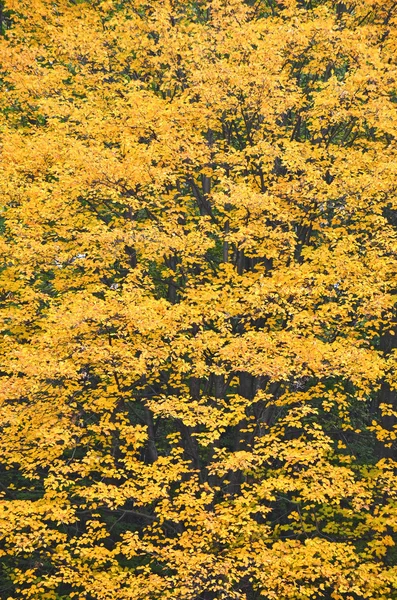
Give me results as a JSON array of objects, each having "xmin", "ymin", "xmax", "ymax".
[{"xmin": 1, "ymin": 0, "xmax": 397, "ymax": 598}]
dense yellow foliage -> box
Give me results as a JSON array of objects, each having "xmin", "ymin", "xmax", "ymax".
[{"xmin": 1, "ymin": 0, "xmax": 397, "ymax": 598}]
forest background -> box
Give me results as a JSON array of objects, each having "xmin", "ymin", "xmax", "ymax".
[{"xmin": 1, "ymin": 0, "xmax": 397, "ymax": 598}]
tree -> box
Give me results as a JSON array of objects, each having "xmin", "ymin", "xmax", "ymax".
[{"xmin": 1, "ymin": 0, "xmax": 397, "ymax": 598}]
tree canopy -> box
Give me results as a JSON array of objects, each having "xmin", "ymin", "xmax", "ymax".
[{"xmin": 1, "ymin": 0, "xmax": 397, "ymax": 598}]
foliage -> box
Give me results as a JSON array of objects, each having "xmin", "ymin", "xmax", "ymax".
[{"xmin": 1, "ymin": 0, "xmax": 397, "ymax": 598}]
